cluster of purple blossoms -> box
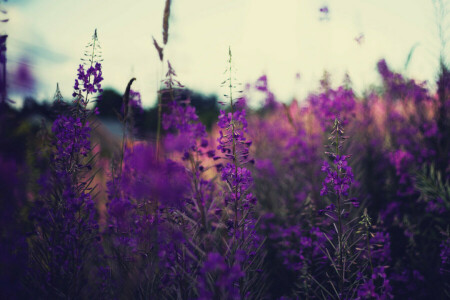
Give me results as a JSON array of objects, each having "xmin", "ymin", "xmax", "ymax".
[
  {"xmin": 319, "ymin": 6, "xmax": 329, "ymax": 14},
  {"xmin": 377, "ymin": 59, "xmax": 429, "ymax": 103},
  {"xmin": 106, "ymin": 175, "xmax": 137, "ymax": 249},
  {"xmin": 254, "ymin": 74, "xmax": 277, "ymax": 109},
  {"xmin": 159, "ymin": 61, "xmax": 210, "ymax": 161},
  {"xmin": 220, "ymin": 163, "xmax": 255, "ymax": 208},
  {"xmin": 30, "ymin": 183, "xmax": 98, "ymax": 296},
  {"xmin": 107, "ymin": 142, "xmax": 189, "ymax": 234},
  {"xmin": 163, "ymin": 99, "xmax": 207, "ymax": 155},
  {"xmin": 197, "ymin": 252, "xmax": 244, "ymax": 300},
  {"xmin": 121, "ymin": 143, "xmax": 189, "ymax": 210},
  {"xmin": 356, "ymin": 267, "xmax": 393, "ymax": 299},
  {"xmin": 320, "ymin": 155, "xmax": 354, "ymax": 198},
  {"xmin": 72, "ymin": 62, "xmax": 103, "ymax": 100},
  {"xmin": 308, "ymin": 86, "xmax": 356, "ymax": 129},
  {"xmin": 368, "ymin": 231, "xmax": 391, "ymax": 264},
  {"xmin": 388, "ymin": 149, "xmax": 415, "ymax": 196},
  {"xmin": 216, "ymin": 109, "xmax": 252, "ymax": 162},
  {"xmin": 261, "ymin": 216, "xmax": 327, "ymax": 272},
  {"xmin": 29, "ymin": 118, "xmax": 96, "ymax": 297},
  {"xmin": 51, "ymin": 115, "xmax": 91, "ymax": 163},
  {"xmin": 105, "ymin": 142, "xmax": 192, "ymax": 297},
  {"xmin": 440, "ymin": 234, "xmax": 450, "ymax": 275},
  {"xmin": 160, "ymin": 63, "xmax": 218, "ymax": 238},
  {"xmin": 318, "ymin": 117, "xmax": 387, "ymax": 298},
  {"xmin": 217, "ymin": 107, "xmax": 256, "ymax": 211}
]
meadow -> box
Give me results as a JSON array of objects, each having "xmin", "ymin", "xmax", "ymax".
[{"xmin": 1, "ymin": 1, "xmax": 450, "ymax": 299}]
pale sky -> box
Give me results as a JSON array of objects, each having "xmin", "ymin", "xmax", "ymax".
[{"xmin": 3, "ymin": 0, "xmax": 447, "ymax": 107}]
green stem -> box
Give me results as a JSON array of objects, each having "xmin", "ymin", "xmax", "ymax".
[
  {"xmin": 156, "ymin": 61, "xmax": 164, "ymax": 160},
  {"xmin": 366, "ymin": 226, "xmax": 374, "ymax": 274},
  {"xmin": 335, "ymin": 119, "xmax": 344, "ymax": 294},
  {"xmin": 228, "ymin": 48, "xmax": 240, "ymax": 242}
]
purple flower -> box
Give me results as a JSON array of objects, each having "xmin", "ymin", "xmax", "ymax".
[
  {"xmin": 320, "ymin": 154, "xmax": 354, "ymax": 197},
  {"xmin": 216, "ymin": 106, "xmax": 257, "ymax": 226},
  {"xmin": 197, "ymin": 252, "xmax": 244, "ymax": 300},
  {"xmin": 440, "ymin": 234, "xmax": 450, "ymax": 274},
  {"xmin": 52, "ymin": 115, "xmax": 91, "ymax": 165},
  {"xmin": 319, "ymin": 6, "xmax": 329, "ymax": 14},
  {"xmin": 72, "ymin": 62, "xmax": 103, "ymax": 103},
  {"xmin": 121, "ymin": 143, "xmax": 189, "ymax": 209}
]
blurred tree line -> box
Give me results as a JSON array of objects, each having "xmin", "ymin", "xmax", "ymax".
[{"xmin": 96, "ymin": 88, "xmax": 220, "ymax": 135}]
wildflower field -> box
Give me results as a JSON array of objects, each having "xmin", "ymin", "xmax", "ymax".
[{"xmin": 1, "ymin": 0, "xmax": 450, "ymax": 299}]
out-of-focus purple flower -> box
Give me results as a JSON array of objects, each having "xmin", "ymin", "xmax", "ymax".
[
  {"xmin": 425, "ymin": 197, "xmax": 446, "ymax": 214},
  {"xmin": 388, "ymin": 149, "xmax": 415, "ymax": 196},
  {"xmin": 320, "ymin": 6, "xmax": 329, "ymax": 13},
  {"xmin": 163, "ymin": 100, "xmax": 206, "ymax": 153},
  {"xmin": 255, "ymin": 158, "xmax": 276, "ymax": 176},
  {"xmin": 161, "ymin": 62, "xmax": 206, "ymax": 155},
  {"xmin": 10, "ymin": 58, "xmax": 35, "ymax": 93},
  {"xmin": 124, "ymin": 89, "xmax": 143, "ymax": 113},
  {"xmin": 440, "ymin": 234, "xmax": 450, "ymax": 274},
  {"xmin": 356, "ymin": 267, "xmax": 393, "ymax": 299},
  {"xmin": 370, "ymin": 232, "xmax": 391, "ymax": 264},
  {"xmin": 377, "ymin": 59, "xmax": 430, "ymax": 103},
  {"xmin": 122, "ymin": 143, "xmax": 189, "ymax": 209},
  {"xmin": 319, "ymin": 5, "xmax": 330, "ymax": 21},
  {"xmin": 255, "ymin": 74, "xmax": 268, "ymax": 92},
  {"xmin": 197, "ymin": 252, "xmax": 244, "ymax": 300},
  {"xmin": 254, "ymin": 74, "xmax": 278, "ymax": 109},
  {"xmin": 308, "ymin": 86, "xmax": 356, "ymax": 129}
]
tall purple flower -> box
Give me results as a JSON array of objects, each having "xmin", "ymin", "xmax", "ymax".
[
  {"xmin": 163, "ymin": 97, "xmax": 206, "ymax": 155},
  {"xmin": 217, "ymin": 108, "xmax": 256, "ymax": 211},
  {"xmin": 105, "ymin": 142, "xmax": 193, "ymax": 298},
  {"xmin": 318, "ymin": 117, "xmax": 394, "ymax": 298},
  {"xmin": 217, "ymin": 49, "xmax": 256, "ymax": 239},
  {"xmin": 207, "ymin": 48, "xmax": 264, "ymax": 299},
  {"xmin": 320, "ymin": 118, "xmax": 356, "ymax": 203},
  {"xmin": 72, "ymin": 29, "xmax": 103, "ymax": 106},
  {"xmin": 318, "ymin": 117, "xmax": 359, "ymax": 297},
  {"xmin": 28, "ymin": 30, "xmax": 102, "ymax": 298}
]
